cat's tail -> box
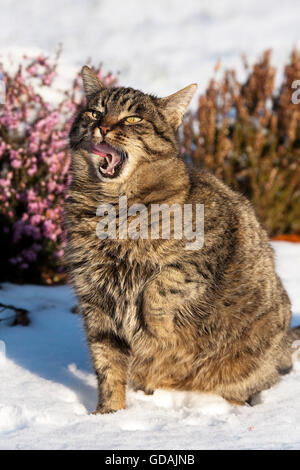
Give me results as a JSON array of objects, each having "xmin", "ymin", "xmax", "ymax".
[
  {"xmin": 278, "ymin": 327, "xmax": 300, "ymax": 373},
  {"xmin": 289, "ymin": 327, "xmax": 300, "ymax": 364},
  {"xmin": 271, "ymin": 328, "xmax": 299, "ymax": 375},
  {"xmin": 289, "ymin": 326, "xmax": 300, "ymax": 342}
]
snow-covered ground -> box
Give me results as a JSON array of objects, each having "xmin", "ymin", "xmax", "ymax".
[
  {"xmin": 1, "ymin": 0, "xmax": 300, "ymax": 97},
  {"xmin": 0, "ymin": 242, "xmax": 299, "ymax": 450}
]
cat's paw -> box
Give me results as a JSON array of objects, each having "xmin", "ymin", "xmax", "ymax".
[
  {"xmin": 131, "ymin": 381, "xmax": 154, "ymax": 395},
  {"xmin": 143, "ymin": 387, "xmax": 154, "ymax": 395},
  {"xmin": 92, "ymin": 405, "xmax": 125, "ymax": 415}
]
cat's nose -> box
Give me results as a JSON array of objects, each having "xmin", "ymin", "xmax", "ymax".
[{"xmin": 98, "ymin": 125, "xmax": 110, "ymax": 136}]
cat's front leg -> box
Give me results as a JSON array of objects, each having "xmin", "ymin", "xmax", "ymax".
[{"xmin": 87, "ymin": 330, "xmax": 131, "ymax": 414}]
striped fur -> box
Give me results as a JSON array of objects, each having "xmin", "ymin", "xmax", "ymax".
[{"xmin": 65, "ymin": 67, "xmax": 295, "ymax": 413}]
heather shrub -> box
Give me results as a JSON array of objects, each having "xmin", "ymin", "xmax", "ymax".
[
  {"xmin": 182, "ymin": 50, "xmax": 300, "ymax": 236},
  {"xmin": 0, "ymin": 52, "xmax": 117, "ymax": 284}
]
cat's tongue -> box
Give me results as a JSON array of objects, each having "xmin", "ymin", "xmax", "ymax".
[{"xmin": 91, "ymin": 143, "xmax": 121, "ymax": 176}]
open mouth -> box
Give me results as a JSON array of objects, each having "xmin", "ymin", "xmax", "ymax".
[{"xmin": 91, "ymin": 142, "xmax": 126, "ymax": 179}]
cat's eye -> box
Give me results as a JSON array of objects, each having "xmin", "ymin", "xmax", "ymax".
[
  {"xmin": 87, "ymin": 110, "xmax": 102, "ymax": 120},
  {"xmin": 124, "ymin": 116, "xmax": 143, "ymax": 125}
]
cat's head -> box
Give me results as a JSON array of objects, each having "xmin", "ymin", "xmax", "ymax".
[{"xmin": 69, "ymin": 66, "xmax": 197, "ymax": 195}]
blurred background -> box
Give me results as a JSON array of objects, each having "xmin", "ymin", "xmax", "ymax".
[
  {"xmin": 1, "ymin": 0, "xmax": 300, "ymax": 93},
  {"xmin": 0, "ymin": 0, "xmax": 300, "ymax": 284}
]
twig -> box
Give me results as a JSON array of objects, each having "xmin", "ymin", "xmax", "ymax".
[{"xmin": 0, "ymin": 302, "xmax": 30, "ymax": 326}]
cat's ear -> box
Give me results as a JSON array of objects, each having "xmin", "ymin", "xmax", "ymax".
[
  {"xmin": 159, "ymin": 84, "xmax": 197, "ymax": 128},
  {"xmin": 81, "ymin": 66, "xmax": 104, "ymax": 97}
]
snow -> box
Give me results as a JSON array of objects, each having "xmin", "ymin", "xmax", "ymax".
[
  {"xmin": 1, "ymin": 0, "xmax": 300, "ymax": 99},
  {"xmin": 0, "ymin": 241, "xmax": 300, "ymax": 450}
]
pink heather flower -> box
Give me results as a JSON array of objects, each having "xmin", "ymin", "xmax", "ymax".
[
  {"xmin": 28, "ymin": 202, "xmax": 39, "ymax": 213},
  {"xmin": 65, "ymin": 100, "xmax": 77, "ymax": 112},
  {"xmin": 26, "ymin": 189, "xmax": 38, "ymax": 201},
  {"xmin": 11, "ymin": 159, "xmax": 22, "ymax": 169},
  {"xmin": 55, "ymin": 249, "xmax": 64, "ymax": 259},
  {"xmin": 0, "ymin": 178, "xmax": 10, "ymax": 188},
  {"xmin": 29, "ymin": 141, "xmax": 39, "ymax": 153},
  {"xmin": 49, "ymin": 163, "xmax": 59, "ymax": 174},
  {"xmin": 47, "ymin": 181, "xmax": 56, "ymax": 192},
  {"xmin": 28, "ymin": 165, "xmax": 38, "ymax": 176},
  {"xmin": 43, "ymin": 219, "xmax": 55, "ymax": 238},
  {"xmin": 0, "ymin": 142, "xmax": 7, "ymax": 156},
  {"xmin": 30, "ymin": 214, "xmax": 42, "ymax": 225},
  {"xmin": 27, "ymin": 65, "xmax": 38, "ymax": 76},
  {"xmin": 1, "ymin": 54, "xmax": 116, "ymax": 282},
  {"xmin": 104, "ymin": 73, "xmax": 114, "ymax": 85},
  {"xmin": 43, "ymin": 70, "xmax": 56, "ymax": 86}
]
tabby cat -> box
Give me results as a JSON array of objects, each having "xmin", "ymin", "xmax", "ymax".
[{"xmin": 65, "ymin": 66, "xmax": 299, "ymax": 414}]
